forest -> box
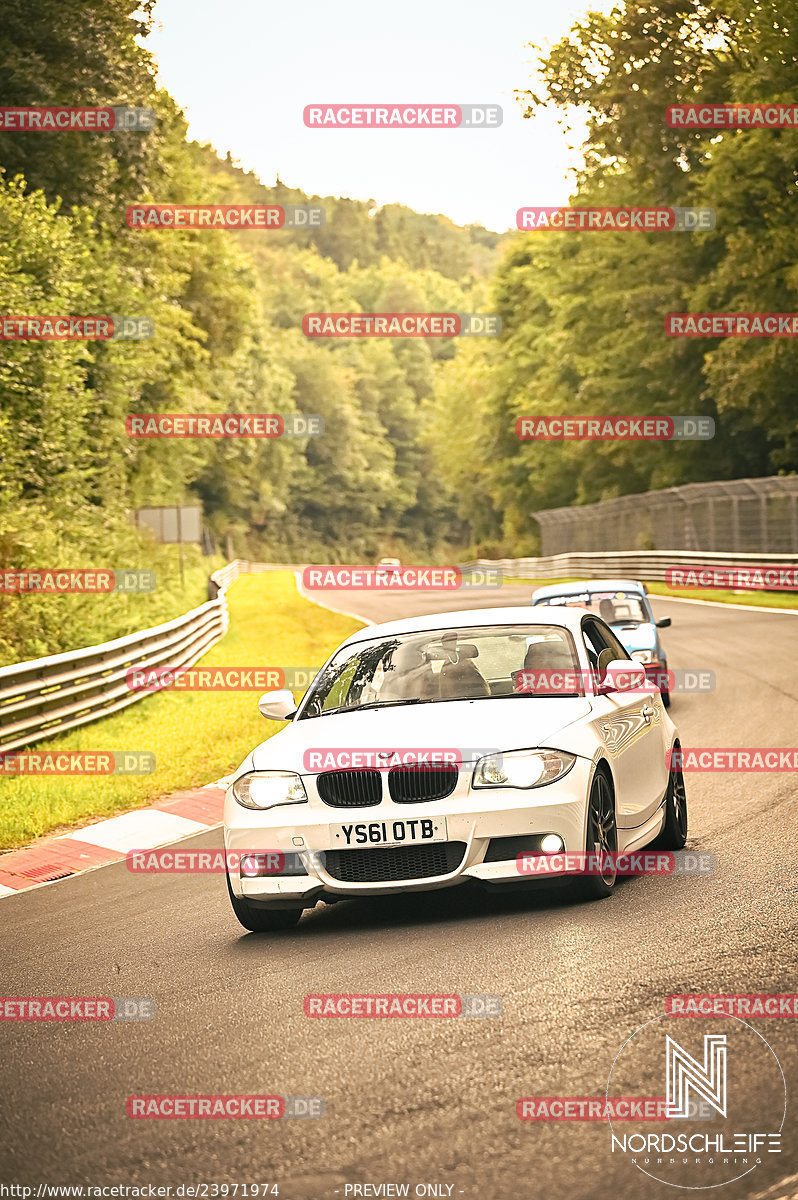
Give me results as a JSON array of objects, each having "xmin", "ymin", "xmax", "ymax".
[{"xmin": 1, "ymin": 0, "xmax": 796, "ymax": 661}]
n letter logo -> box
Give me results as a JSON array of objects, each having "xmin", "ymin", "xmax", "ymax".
[{"xmin": 666, "ymin": 1034, "xmax": 727, "ymax": 1118}]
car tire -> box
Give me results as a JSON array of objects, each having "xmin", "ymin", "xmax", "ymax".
[
  {"xmin": 572, "ymin": 768, "xmax": 618, "ymax": 901},
  {"xmin": 226, "ymin": 874, "xmax": 303, "ymax": 932},
  {"xmin": 661, "ymin": 688, "xmax": 671, "ymax": 709},
  {"xmin": 651, "ymin": 756, "xmax": 688, "ymax": 850}
]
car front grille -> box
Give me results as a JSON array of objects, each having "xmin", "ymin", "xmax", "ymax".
[
  {"xmin": 316, "ymin": 763, "xmax": 459, "ymax": 807},
  {"xmin": 323, "ymin": 841, "xmax": 467, "ymax": 883},
  {"xmin": 316, "ymin": 769, "xmax": 382, "ymax": 808},
  {"xmin": 388, "ymin": 764, "xmax": 459, "ymax": 803}
]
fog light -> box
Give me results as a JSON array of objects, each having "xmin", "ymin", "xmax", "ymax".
[
  {"xmin": 238, "ymin": 851, "xmax": 309, "ymax": 878},
  {"xmin": 541, "ymin": 834, "xmax": 565, "ymax": 854},
  {"xmin": 240, "ymin": 854, "xmax": 264, "ymax": 877}
]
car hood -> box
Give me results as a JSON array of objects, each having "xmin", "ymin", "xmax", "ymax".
[
  {"xmin": 250, "ymin": 696, "xmax": 594, "ymax": 773},
  {"xmin": 612, "ymin": 622, "xmax": 658, "ymax": 654}
]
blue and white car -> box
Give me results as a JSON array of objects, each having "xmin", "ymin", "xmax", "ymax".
[{"xmin": 531, "ymin": 579, "xmax": 672, "ymax": 707}]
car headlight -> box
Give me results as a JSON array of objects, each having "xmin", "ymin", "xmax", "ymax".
[
  {"xmin": 472, "ymin": 749, "xmax": 576, "ymax": 790},
  {"xmin": 631, "ymin": 650, "xmax": 658, "ymax": 664},
  {"xmin": 231, "ymin": 771, "xmax": 308, "ymax": 811}
]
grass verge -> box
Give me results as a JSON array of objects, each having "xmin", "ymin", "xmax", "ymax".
[
  {"xmin": 0, "ymin": 571, "xmax": 361, "ymax": 849},
  {"xmin": 644, "ymin": 581, "xmax": 798, "ymax": 610}
]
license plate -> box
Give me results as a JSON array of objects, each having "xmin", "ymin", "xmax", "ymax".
[{"xmin": 332, "ymin": 818, "xmax": 447, "ymax": 848}]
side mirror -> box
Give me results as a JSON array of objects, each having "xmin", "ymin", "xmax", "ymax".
[
  {"xmin": 257, "ymin": 689, "xmax": 297, "ymax": 720},
  {"xmin": 600, "ymin": 660, "xmax": 648, "ymax": 694},
  {"xmin": 656, "ymin": 617, "xmax": 671, "ymax": 629}
]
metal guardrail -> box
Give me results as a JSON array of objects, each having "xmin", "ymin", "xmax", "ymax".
[
  {"xmin": 0, "ymin": 560, "xmax": 300, "ymax": 755},
  {"xmin": 459, "ymin": 549, "xmax": 798, "ymax": 581},
  {"xmin": 0, "ymin": 578, "xmax": 231, "ymax": 758}
]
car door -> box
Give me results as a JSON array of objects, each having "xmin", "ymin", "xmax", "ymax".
[{"xmin": 581, "ymin": 617, "xmax": 668, "ymax": 828}]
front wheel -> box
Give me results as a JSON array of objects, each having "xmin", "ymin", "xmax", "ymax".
[
  {"xmin": 572, "ymin": 770, "xmax": 618, "ymax": 901},
  {"xmin": 226, "ymin": 874, "xmax": 303, "ymax": 932},
  {"xmin": 652, "ymin": 759, "xmax": 688, "ymax": 850}
]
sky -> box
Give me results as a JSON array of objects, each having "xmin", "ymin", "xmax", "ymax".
[{"xmin": 145, "ymin": 0, "xmax": 614, "ymax": 233}]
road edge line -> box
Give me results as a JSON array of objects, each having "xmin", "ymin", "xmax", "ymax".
[
  {"xmin": 293, "ymin": 570, "xmax": 374, "ymax": 625},
  {"xmin": 647, "ymin": 593, "xmax": 798, "ymax": 616}
]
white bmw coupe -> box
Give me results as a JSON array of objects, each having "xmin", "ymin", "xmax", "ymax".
[{"xmin": 224, "ymin": 606, "xmax": 687, "ymax": 931}]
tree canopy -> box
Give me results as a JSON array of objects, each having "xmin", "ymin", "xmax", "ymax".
[{"xmin": 1, "ymin": 0, "xmax": 796, "ymax": 661}]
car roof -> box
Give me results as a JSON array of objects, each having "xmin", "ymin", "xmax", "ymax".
[
  {"xmin": 340, "ymin": 605, "xmax": 588, "ymax": 646},
  {"xmin": 532, "ymin": 579, "xmax": 646, "ymax": 600}
]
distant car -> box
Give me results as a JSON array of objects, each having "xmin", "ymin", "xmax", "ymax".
[
  {"xmin": 377, "ymin": 557, "xmax": 401, "ymax": 575},
  {"xmin": 531, "ymin": 579, "xmax": 672, "ymax": 706},
  {"xmin": 223, "ymin": 605, "xmax": 685, "ymax": 931}
]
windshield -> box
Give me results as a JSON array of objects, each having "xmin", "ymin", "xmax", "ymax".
[
  {"xmin": 536, "ymin": 591, "xmax": 650, "ymax": 626},
  {"xmin": 298, "ymin": 624, "xmax": 583, "ymax": 717}
]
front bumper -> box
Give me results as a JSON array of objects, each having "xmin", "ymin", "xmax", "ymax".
[{"xmin": 224, "ymin": 756, "xmax": 593, "ymax": 902}]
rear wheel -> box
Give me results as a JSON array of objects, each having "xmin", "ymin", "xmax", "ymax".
[
  {"xmin": 572, "ymin": 769, "xmax": 617, "ymax": 901},
  {"xmin": 652, "ymin": 757, "xmax": 688, "ymax": 850},
  {"xmin": 226, "ymin": 874, "xmax": 303, "ymax": 932}
]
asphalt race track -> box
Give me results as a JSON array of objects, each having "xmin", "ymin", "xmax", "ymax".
[{"xmin": 2, "ymin": 585, "xmax": 797, "ymax": 1200}]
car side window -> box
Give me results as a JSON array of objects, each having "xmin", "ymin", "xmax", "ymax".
[
  {"xmin": 603, "ymin": 621, "xmax": 629, "ymax": 661},
  {"xmin": 581, "ymin": 621, "xmax": 600, "ymax": 668},
  {"xmin": 581, "ymin": 618, "xmax": 629, "ymax": 668}
]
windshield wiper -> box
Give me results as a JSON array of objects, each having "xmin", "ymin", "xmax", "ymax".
[
  {"xmin": 314, "ymin": 697, "xmax": 424, "ymax": 717},
  {"xmin": 517, "ymin": 690, "xmax": 582, "ymax": 698}
]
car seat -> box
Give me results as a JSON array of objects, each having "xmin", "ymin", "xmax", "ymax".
[
  {"xmin": 380, "ymin": 643, "xmax": 439, "ymax": 701},
  {"xmin": 437, "ymin": 645, "xmax": 490, "ymax": 699},
  {"xmin": 599, "ymin": 599, "xmax": 616, "ymax": 624},
  {"xmin": 513, "ymin": 638, "xmax": 577, "ymax": 693}
]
